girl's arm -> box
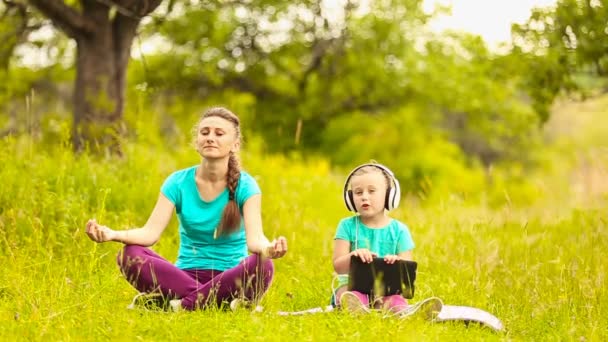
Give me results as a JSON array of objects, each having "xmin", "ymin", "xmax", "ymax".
[
  {"xmin": 243, "ymin": 194, "xmax": 287, "ymax": 258},
  {"xmin": 86, "ymin": 193, "xmax": 175, "ymax": 246},
  {"xmin": 333, "ymin": 239, "xmax": 377, "ymax": 274},
  {"xmin": 332, "ymin": 239, "xmax": 352, "ymax": 274},
  {"xmin": 398, "ymin": 250, "xmax": 413, "ymax": 261},
  {"xmin": 384, "ymin": 250, "xmax": 414, "ymax": 264}
]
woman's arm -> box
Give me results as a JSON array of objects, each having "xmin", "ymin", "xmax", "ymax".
[
  {"xmin": 243, "ymin": 194, "xmax": 287, "ymax": 258},
  {"xmin": 85, "ymin": 193, "xmax": 175, "ymax": 246}
]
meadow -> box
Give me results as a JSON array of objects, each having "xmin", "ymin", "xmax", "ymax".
[{"xmin": 0, "ymin": 96, "xmax": 607, "ymax": 341}]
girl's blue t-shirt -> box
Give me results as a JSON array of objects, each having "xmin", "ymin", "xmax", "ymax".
[
  {"xmin": 334, "ymin": 216, "xmax": 415, "ymax": 256},
  {"xmin": 161, "ymin": 165, "xmax": 261, "ymax": 271},
  {"xmin": 333, "ymin": 216, "xmax": 415, "ymax": 289}
]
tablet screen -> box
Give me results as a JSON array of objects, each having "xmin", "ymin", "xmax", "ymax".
[{"xmin": 347, "ymin": 256, "xmax": 417, "ymax": 299}]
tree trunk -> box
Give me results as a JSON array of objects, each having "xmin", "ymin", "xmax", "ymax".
[
  {"xmin": 28, "ymin": 0, "xmax": 163, "ymax": 154},
  {"xmin": 72, "ymin": 2, "xmax": 139, "ymax": 154}
]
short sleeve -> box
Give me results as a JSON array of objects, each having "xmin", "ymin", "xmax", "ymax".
[
  {"xmin": 235, "ymin": 171, "xmax": 261, "ymax": 209},
  {"xmin": 161, "ymin": 171, "xmax": 181, "ymax": 211},
  {"xmin": 396, "ymin": 223, "xmax": 415, "ymax": 252},
  {"xmin": 334, "ymin": 218, "xmax": 352, "ymax": 242}
]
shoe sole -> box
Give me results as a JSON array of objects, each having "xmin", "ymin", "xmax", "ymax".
[
  {"xmin": 340, "ymin": 292, "xmax": 370, "ymax": 314},
  {"xmin": 396, "ymin": 297, "xmax": 443, "ymax": 320}
]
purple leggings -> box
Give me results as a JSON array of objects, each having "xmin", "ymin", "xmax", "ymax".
[{"xmin": 116, "ymin": 245, "xmax": 274, "ymax": 311}]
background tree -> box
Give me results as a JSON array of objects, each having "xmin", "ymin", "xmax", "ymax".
[
  {"xmin": 130, "ymin": 0, "xmax": 540, "ymax": 190},
  {"xmin": 25, "ymin": 0, "xmax": 163, "ymax": 153},
  {"xmin": 1, "ymin": 1, "xmax": 30, "ymax": 136},
  {"xmin": 511, "ymin": 0, "xmax": 608, "ymax": 123},
  {"xmin": 1, "ymin": 0, "xmax": 548, "ymax": 194}
]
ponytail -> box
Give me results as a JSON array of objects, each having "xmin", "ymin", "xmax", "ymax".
[{"xmin": 216, "ymin": 152, "xmax": 241, "ymax": 237}]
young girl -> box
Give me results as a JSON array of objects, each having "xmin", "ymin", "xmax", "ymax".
[
  {"xmin": 332, "ymin": 163, "xmax": 414, "ymax": 314},
  {"xmin": 85, "ymin": 107, "xmax": 287, "ymax": 311}
]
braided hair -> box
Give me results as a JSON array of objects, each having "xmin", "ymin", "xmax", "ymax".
[{"xmin": 198, "ymin": 107, "xmax": 242, "ymax": 236}]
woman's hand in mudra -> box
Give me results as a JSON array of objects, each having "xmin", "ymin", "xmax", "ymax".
[
  {"xmin": 263, "ymin": 237, "xmax": 288, "ymax": 259},
  {"xmin": 85, "ymin": 219, "xmax": 117, "ymax": 243}
]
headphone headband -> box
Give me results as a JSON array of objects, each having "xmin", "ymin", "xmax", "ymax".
[{"xmin": 343, "ymin": 163, "xmax": 401, "ymax": 212}]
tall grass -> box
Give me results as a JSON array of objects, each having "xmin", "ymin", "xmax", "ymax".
[{"xmin": 1, "ymin": 97, "xmax": 607, "ymax": 340}]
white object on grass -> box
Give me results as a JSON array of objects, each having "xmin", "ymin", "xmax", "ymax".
[
  {"xmin": 435, "ymin": 304, "xmax": 504, "ymax": 332},
  {"xmin": 277, "ymin": 305, "xmax": 335, "ymax": 316}
]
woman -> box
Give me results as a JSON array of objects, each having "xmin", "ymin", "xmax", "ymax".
[{"xmin": 85, "ymin": 107, "xmax": 287, "ymax": 311}]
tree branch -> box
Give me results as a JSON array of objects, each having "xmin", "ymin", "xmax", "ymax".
[
  {"xmin": 111, "ymin": 0, "xmax": 163, "ymax": 71},
  {"xmin": 1, "ymin": 0, "xmax": 29, "ymax": 69},
  {"xmin": 224, "ymin": 75, "xmax": 297, "ymax": 106},
  {"xmin": 95, "ymin": 0, "xmax": 140, "ymax": 19},
  {"xmin": 27, "ymin": 0, "xmax": 96, "ymax": 38},
  {"xmin": 109, "ymin": 0, "xmax": 163, "ymax": 17},
  {"xmin": 2, "ymin": 0, "xmax": 27, "ymax": 15}
]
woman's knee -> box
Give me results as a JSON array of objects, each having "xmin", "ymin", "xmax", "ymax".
[
  {"xmin": 255, "ymin": 254, "xmax": 274, "ymax": 271},
  {"xmin": 242, "ymin": 254, "xmax": 274, "ymax": 278},
  {"xmin": 116, "ymin": 245, "xmax": 147, "ymax": 267}
]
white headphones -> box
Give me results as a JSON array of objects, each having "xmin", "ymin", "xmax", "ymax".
[{"xmin": 343, "ymin": 163, "xmax": 401, "ymax": 212}]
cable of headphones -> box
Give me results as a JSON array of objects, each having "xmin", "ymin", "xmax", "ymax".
[{"xmin": 355, "ymin": 214, "xmax": 359, "ymax": 250}]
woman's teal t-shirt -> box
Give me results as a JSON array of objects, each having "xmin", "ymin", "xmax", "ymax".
[{"xmin": 161, "ymin": 165, "xmax": 261, "ymax": 271}]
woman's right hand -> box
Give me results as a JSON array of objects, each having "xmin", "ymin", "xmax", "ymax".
[
  {"xmin": 352, "ymin": 248, "xmax": 377, "ymax": 263},
  {"xmin": 85, "ymin": 219, "xmax": 117, "ymax": 243}
]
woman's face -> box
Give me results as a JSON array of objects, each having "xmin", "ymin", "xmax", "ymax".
[{"xmin": 196, "ymin": 116, "xmax": 239, "ymax": 159}]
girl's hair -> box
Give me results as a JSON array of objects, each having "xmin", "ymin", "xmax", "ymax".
[
  {"xmin": 197, "ymin": 107, "xmax": 242, "ymax": 237},
  {"xmin": 350, "ymin": 165, "xmax": 391, "ymax": 190}
]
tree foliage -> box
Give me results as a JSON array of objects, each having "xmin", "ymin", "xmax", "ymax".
[
  {"xmin": 129, "ymin": 0, "xmax": 541, "ymax": 183},
  {"xmin": 512, "ymin": 0, "xmax": 608, "ymax": 122},
  {"xmin": 1, "ymin": 0, "xmax": 554, "ymax": 193},
  {"xmin": 0, "ymin": 0, "xmax": 163, "ymax": 152}
]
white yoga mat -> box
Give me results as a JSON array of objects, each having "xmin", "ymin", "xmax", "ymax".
[{"xmin": 276, "ymin": 297, "xmax": 504, "ymax": 332}]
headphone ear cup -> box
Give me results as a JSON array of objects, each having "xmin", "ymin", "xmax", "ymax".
[
  {"xmin": 346, "ymin": 190, "xmax": 357, "ymax": 212},
  {"xmin": 385, "ymin": 187, "xmax": 393, "ymax": 210}
]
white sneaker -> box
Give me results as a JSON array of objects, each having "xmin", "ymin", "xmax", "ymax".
[
  {"xmin": 339, "ymin": 291, "xmax": 371, "ymax": 314},
  {"xmin": 127, "ymin": 292, "xmax": 168, "ymax": 311},
  {"xmin": 229, "ymin": 298, "xmax": 248, "ymax": 311},
  {"xmin": 397, "ymin": 297, "xmax": 443, "ymax": 320},
  {"xmin": 229, "ymin": 298, "xmax": 264, "ymax": 312},
  {"xmin": 169, "ymin": 299, "xmax": 183, "ymax": 312},
  {"xmin": 418, "ymin": 297, "xmax": 443, "ymax": 320}
]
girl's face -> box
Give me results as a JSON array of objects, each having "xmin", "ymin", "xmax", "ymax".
[
  {"xmin": 350, "ymin": 171, "xmax": 388, "ymax": 218},
  {"xmin": 196, "ymin": 116, "xmax": 239, "ymax": 159}
]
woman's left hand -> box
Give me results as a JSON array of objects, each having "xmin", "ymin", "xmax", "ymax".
[{"xmin": 264, "ymin": 236, "xmax": 288, "ymax": 259}]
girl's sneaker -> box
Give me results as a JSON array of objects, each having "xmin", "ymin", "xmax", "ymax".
[
  {"xmin": 339, "ymin": 291, "xmax": 370, "ymax": 314},
  {"xmin": 377, "ymin": 294, "xmax": 409, "ymax": 314},
  {"xmin": 417, "ymin": 297, "xmax": 443, "ymax": 320},
  {"xmin": 396, "ymin": 297, "xmax": 444, "ymax": 320}
]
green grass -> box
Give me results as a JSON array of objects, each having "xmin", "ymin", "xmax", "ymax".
[{"xmin": 1, "ymin": 96, "xmax": 607, "ymax": 340}]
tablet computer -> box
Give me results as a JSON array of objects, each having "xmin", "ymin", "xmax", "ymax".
[{"xmin": 347, "ymin": 255, "xmax": 417, "ymax": 299}]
